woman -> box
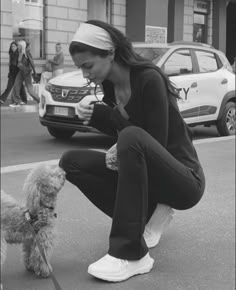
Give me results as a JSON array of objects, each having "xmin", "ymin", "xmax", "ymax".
[
  {"xmin": 8, "ymin": 40, "xmax": 39, "ymax": 107},
  {"xmin": 59, "ymin": 20, "xmax": 206, "ymax": 282},
  {"xmin": 0, "ymin": 41, "xmax": 27, "ymax": 105}
]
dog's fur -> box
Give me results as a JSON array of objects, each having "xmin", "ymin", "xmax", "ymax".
[{"xmin": 1, "ymin": 164, "xmax": 65, "ymax": 280}]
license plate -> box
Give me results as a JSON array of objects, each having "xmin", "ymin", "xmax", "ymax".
[{"xmin": 53, "ymin": 107, "xmax": 69, "ymax": 116}]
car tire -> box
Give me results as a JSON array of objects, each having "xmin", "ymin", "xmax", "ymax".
[
  {"xmin": 47, "ymin": 127, "xmax": 75, "ymax": 139},
  {"xmin": 216, "ymin": 102, "xmax": 235, "ymax": 136}
]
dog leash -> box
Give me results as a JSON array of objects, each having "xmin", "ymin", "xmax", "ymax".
[{"xmin": 24, "ymin": 210, "xmax": 63, "ymax": 290}]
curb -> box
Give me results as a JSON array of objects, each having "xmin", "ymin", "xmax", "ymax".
[
  {"xmin": 0, "ymin": 104, "xmax": 38, "ymax": 113},
  {"xmin": 194, "ymin": 135, "xmax": 235, "ymax": 144}
]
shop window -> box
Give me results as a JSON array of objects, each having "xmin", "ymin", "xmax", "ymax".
[
  {"xmin": 193, "ymin": 14, "xmax": 207, "ymax": 43},
  {"xmin": 12, "ymin": 0, "xmax": 44, "ymax": 59},
  {"xmin": 88, "ymin": 0, "xmax": 111, "ymax": 22},
  {"xmin": 193, "ymin": 0, "xmax": 210, "ymax": 43},
  {"xmin": 163, "ymin": 49, "xmax": 193, "ymax": 76},
  {"xmin": 195, "ymin": 50, "xmax": 218, "ymax": 72}
]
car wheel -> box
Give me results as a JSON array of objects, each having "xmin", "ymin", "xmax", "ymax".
[
  {"xmin": 47, "ymin": 127, "xmax": 75, "ymax": 139},
  {"xmin": 216, "ymin": 102, "xmax": 236, "ymax": 136}
]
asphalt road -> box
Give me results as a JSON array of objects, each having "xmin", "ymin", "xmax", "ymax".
[
  {"xmin": 1, "ymin": 106, "xmax": 235, "ymax": 290},
  {"xmin": 0, "ymin": 106, "xmax": 220, "ymax": 167},
  {"xmin": 0, "ymin": 109, "xmax": 114, "ymax": 167},
  {"xmin": 1, "ymin": 138, "xmax": 235, "ymax": 290}
]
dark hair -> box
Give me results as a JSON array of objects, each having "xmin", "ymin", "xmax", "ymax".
[
  {"xmin": 9, "ymin": 41, "xmax": 17, "ymax": 54},
  {"xmin": 69, "ymin": 20, "xmax": 179, "ymax": 98}
]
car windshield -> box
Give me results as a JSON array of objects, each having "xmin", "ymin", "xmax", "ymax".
[{"xmin": 134, "ymin": 47, "xmax": 169, "ymax": 64}]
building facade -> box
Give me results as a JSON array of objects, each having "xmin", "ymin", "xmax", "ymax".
[{"xmin": 1, "ymin": 0, "xmax": 235, "ymax": 92}]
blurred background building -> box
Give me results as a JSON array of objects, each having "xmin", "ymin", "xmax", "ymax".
[{"xmin": 1, "ymin": 0, "xmax": 236, "ymax": 92}]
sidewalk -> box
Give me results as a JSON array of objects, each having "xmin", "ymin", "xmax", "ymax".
[
  {"xmin": 0, "ymin": 96, "xmax": 38, "ymax": 113},
  {"xmin": 1, "ymin": 138, "xmax": 235, "ymax": 290},
  {"xmin": 0, "ymin": 83, "xmax": 41, "ymax": 112}
]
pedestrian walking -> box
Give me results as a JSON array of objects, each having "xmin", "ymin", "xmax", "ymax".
[
  {"xmin": 40, "ymin": 42, "xmax": 64, "ymax": 86},
  {"xmin": 8, "ymin": 40, "xmax": 39, "ymax": 107},
  {"xmin": 59, "ymin": 20, "xmax": 206, "ymax": 282},
  {"xmin": 0, "ymin": 41, "xmax": 27, "ymax": 105}
]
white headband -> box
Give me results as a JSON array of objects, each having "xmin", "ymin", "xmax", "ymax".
[{"xmin": 71, "ymin": 22, "xmax": 114, "ymax": 51}]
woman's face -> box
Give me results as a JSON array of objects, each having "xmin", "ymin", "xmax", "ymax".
[
  {"xmin": 72, "ymin": 51, "xmax": 113, "ymax": 84},
  {"xmin": 11, "ymin": 43, "xmax": 17, "ymax": 52}
]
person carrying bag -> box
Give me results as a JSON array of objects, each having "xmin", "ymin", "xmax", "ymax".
[{"xmin": 8, "ymin": 40, "xmax": 40, "ymax": 107}]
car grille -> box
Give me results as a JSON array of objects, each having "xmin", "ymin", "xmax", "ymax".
[{"xmin": 48, "ymin": 85, "xmax": 92, "ymax": 103}]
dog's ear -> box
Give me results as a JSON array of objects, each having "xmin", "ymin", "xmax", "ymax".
[{"xmin": 23, "ymin": 175, "xmax": 41, "ymax": 214}]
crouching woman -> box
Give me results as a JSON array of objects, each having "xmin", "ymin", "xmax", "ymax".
[{"xmin": 59, "ymin": 20, "xmax": 206, "ymax": 282}]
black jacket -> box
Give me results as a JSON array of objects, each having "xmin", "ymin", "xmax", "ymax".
[
  {"xmin": 9, "ymin": 51, "xmax": 19, "ymax": 77},
  {"xmin": 90, "ymin": 67, "xmax": 202, "ymax": 173}
]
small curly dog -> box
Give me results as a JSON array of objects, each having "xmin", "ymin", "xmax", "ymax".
[{"xmin": 1, "ymin": 163, "xmax": 65, "ymax": 283}]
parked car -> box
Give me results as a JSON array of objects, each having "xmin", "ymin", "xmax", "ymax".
[
  {"xmin": 39, "ymin": 71, "xmax": 103, "ymax": 139},
  {"xmin": 39, "ymin": 41, "xmax": 235, "ymax": 139}
]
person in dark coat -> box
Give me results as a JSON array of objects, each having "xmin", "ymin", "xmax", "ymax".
[{"xmin": 0, "ymin": 41, "xmax": 27, "ymax": 105}]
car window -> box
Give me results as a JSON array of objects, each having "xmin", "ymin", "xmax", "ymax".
[
  {"xmin": 195, "ymin": 50, "xmax": 218, "ymax": 73},
  {"xmin": 217, "ymin": 51, "xmax": 234, "ymax": 72},
  {"xmin": 134, "ymin": 47, "xmax": 169, "ymax": 64},
  {"xmin": 162, "ymin": 49, "xmax": 193, "ymax": 76}
]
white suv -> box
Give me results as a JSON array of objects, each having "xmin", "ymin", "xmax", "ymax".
[{"xmin": 39, "ymin": 41, "xmax": 235, "ymax": 139}]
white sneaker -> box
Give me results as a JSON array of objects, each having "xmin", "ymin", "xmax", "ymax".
[
  {"xmin": 144, "ymin": 204, "xmax": 174, "ymax": 248},
  {"xmin": 9, "ymin": 103, "xmax": 20, "ymax": 107},
  {"xmin": 88, "ymin": 253, "xmax": 154, "ymax": 282}
]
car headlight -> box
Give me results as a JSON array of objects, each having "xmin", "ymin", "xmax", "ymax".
[
  {"xmin": 40, "ymin": 94, "xmax": 46, "ymax": 109},
  {"xmin": 45, "ymin": 83, "xmax": 52, "ymax": 92}
]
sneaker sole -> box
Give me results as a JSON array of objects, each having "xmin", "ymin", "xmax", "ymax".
[{"xmin": 88, "ymin": 256, "xmax": 154, "ymax": 282}]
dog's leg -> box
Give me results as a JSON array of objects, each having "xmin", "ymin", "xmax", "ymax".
[
  {"xmin": 31, "ymin": 227, "xmax": 54, "ymax": 278},
  {"xmin": 22, "ymin": 237, "xmax": 35, "ymax": 272}
]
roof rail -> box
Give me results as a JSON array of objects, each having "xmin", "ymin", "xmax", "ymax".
[
  {"xmin": 169, "ymin": 41, "xmax": 214, "ymax": 48},
  {"xmin": 133, "ymin": 42, "xmax": 169, "ymax": 48}
]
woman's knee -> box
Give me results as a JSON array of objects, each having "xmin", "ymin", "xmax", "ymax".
[
  {"xmin": 59, "ymin": 149, "xmax": 104, "ymax": 173},
  {"xmin": 59, "ymin": 151, "xmax": 75, "ymax": 171},
  {"xmin": 117, "ymin": 126, "xmax": 146, "ymax": 152}
]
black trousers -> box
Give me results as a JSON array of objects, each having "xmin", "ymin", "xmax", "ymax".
[{"xmin": 59, "ymin": 126, "xmax": 205, "ymax": 260}]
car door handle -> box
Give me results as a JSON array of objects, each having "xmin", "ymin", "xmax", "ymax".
[
  {"xmin": 191, "ymin": 82, "xmax": 198, "ymax": 88},
  {"xmin": 221, "ymin": 79, "xmax": 228, "ymax": 84}
]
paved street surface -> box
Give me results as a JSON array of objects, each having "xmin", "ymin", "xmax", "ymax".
[
  {"xmin": 0, "ymin": 104, "xmax": 220, "ymax": 167},
  {"xmin": 0, "ymin": 104, "xmax": 115, "ymax": 167},
  {"xmin": 1, "ymin": 105, "xmax": 235, "ymax": 290}
]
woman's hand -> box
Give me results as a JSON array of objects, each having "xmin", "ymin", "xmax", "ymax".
[{"xmin": 76, "ymin": 102, "xmax": 94, "ymax": 125}]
